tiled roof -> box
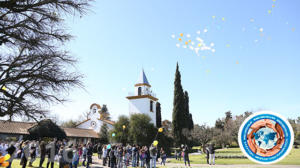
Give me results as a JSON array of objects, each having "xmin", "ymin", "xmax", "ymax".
[
  {"xmin": 0, "ymin": 120, "xmax": 35, "ymax": 135},
  {"xmin": 63, "ymin": 127, "xmax": 98, "ymax": 138},
  {"xmin": 76, "ymin": 118, "xmax": 115, "ymax": 127},
  {"xmin": 0, "ymin": 120, "xmax": 98, "ymax": 138}
]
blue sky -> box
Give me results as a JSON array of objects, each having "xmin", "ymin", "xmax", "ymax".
[{"xmin": 50, "ymin": 0, "xmax": 300, "ymax": 126}]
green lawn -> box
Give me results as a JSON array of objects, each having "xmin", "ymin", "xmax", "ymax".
[
  {"xmin": 11, "ymin": 158, "xmax": 60, "ymax": 168},
  {"xmin": 168, "ymin": 148, "xmax": 300, "ymax": 165}
]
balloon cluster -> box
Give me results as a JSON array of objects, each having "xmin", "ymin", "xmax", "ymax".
[
  {"xmin": 0, "ymin": 154, "xmax": 10, "ymax": 167},
  {"xmin": 152, "ymin": 127, "xmax": 164, "ymax": 146}
]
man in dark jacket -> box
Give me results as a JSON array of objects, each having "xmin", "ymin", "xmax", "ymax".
[
  {"xmin": 86, "ymin": 142, "xmax": 93, "ymax": 168},
  {"xmin": 97, "ymin": 143, "xmax": 102, "ymax": 159},
  {"xmin": 208, "ymin": 144, "xmax": 215, "ymax": 165},
  {"xmin": 39, "ymin": 141, "xmax": 46, "ymax": 168},
  {"xmin": 205, "ymin": 145, "xmax": 209, "ymax": 164},
  {"xmin": 109, "ymin": 146, "xmax": 116, "ymax": 168}
]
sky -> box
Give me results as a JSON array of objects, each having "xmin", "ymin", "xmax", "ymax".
[{"xmin": 49, "ymin": 0, "xmax": 300, "ymax": 126}]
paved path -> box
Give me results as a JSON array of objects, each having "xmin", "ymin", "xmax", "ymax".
[{"xmin": 78, "ymin": 156, "xmax": 299, "ymax": 168}]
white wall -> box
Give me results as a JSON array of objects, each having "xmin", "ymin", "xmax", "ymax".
[
  {"xmin": 129, "ymin": 97, "xmax": 156, "ymax": 126},
  {"xmin": 76, "ymin": 119, "xmax": 113, "ymax": 133}
]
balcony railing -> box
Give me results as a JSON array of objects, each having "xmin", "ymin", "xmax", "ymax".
[{"xmin": 128, "ymin": 91, "xmax": 156, "ymax": 98}]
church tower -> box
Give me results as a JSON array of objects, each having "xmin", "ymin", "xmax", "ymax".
[{"xmin": 127, "ymin": 70, "xmax": 158, "ymax": 126}]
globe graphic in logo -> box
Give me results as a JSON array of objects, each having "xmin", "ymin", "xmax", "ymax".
[
  {"xmin": 238, "ymin": 111, "xmax": 294, "ymax": 164},
  {"xmin": 254, "ymin": 127, "xmax": 278, "ymax": 150}
]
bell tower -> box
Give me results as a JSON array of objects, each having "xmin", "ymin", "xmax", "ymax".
[{"xmin": 127, "ymin": 69, "xmax": 158, "ymax": 126}]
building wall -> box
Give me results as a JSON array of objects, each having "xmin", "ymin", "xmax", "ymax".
[
  {"xmin": 76, "ymin": 119, "xmax": 113, "ymax": 133},
  {"xmin": 129, "ymin": 97, "xmax": 156, "ymax": 126}
]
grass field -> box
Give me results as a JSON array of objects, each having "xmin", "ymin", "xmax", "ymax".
[{"xmin": 168, "ymin": 148, "xmax": 300, "ymax": 165}]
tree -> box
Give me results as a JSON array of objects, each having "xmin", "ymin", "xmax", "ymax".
[
  {"xmin": 61, "ymin": 119, "xmax": 78, "ymax": 128},
  {"xmin": 109, "ymin": 115, "xmax": 129, "ymax": 145},
  {"xmin": 172, "ymin": 63, "xmax": 188, "ymax": 145},
  {"xmin": 129, "ymin": 114, "xmax": 156, "ymax": 146},
  {"xmin": 225, "ymin": 111, "xmax": 233, "ymax": 124},
  {"xmin": 0, "ymin": 0, "xmax": 91, "ymax": 121},
  {"xmin": 82, "ymin": 110, "xmax": 92, "ymax": 120},
  {"xmin": 100, "ymin": 104, "xmax": 111, "ymax": 120},
  {"xmin": 27, "ymin": 119, "xmax": 66, "ymax": 140},
  {"xmin": 156, "ymin": 102, "xmax": 162, "ymax": 128},
  {"xmin": 184, "ymin": 91, "xmax": 194, "ymax": 130},
  {"xmin": 162, "ymin": 120, "xmax": 172, "ymax": 137},
  {"xmin": 191, "ymin": 124, "xmax": 213, "ymax": 150},
  {"xmin": 215, "ymin": 119, "xmax": 225, "ymax": 130},
  {"xmin": 99, "ymin": 123, "xmax": 109, "ymax": 144}
]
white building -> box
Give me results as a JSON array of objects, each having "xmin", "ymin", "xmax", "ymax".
[
  {"xmin": 127, "ymin": 70, "xmax": 158, "ymax": 126},
  {"xmin": 76, "ymin": 103, "xmax": 114, "ymax": 132}
]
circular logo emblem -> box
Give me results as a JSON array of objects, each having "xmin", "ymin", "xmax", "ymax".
[{"xmin": 238, "ymin": 111, "xmax": 294, "ymax": 164}]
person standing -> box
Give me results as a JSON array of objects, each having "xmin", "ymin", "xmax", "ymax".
[
  {"xmin": 183, "ymin": 145, "xmax": 191, "ymax": 168},
  {"xmin": 97, "ymin": 143, "xmax": 102, "ymax": 160},
  {"xmin": 21, "ymin": 141, "xmax": 29, "ymax": 168},
  {"xmin": 109, "ymin": 146, "xmax": 116, "ymax": 168},
  {"xmin": 175, "ymin": 150, "xmax": 178, "ymax": 160},
  {"xmin": 46, "ymin": 139, "xmax": 56, "ymax": 168},
  {"xmin": 131, "ymin": 145, "xmax": 138, "ymax": 167},
  {"xmin": 102, "ymin": 145, "xmax": 107, "ymax": 166},
  {"xmin": 145, "ymin": 146, "xmax": 150, "ymax": 168},
  {"xmin": 58, "ymin": 145, "xmax": 65, "ymax": 168},
  {"xmin": 6, "ymin": 142, "xmax": 16, "ymax": 168},
  {"xmin": 86, "ymin": 142, "xmax": 93, "ymax": 168},
  {"xmin": 205, "ymin": 145, "xmax": 210, "ymax": 164},
  {"xmin": 72, "ymin": 145, "xmax": 80, "ymax": 168},
  {"xmin": 82, "ymin": 144, "xmax": 87, "ymax": 166},
  {"xmin": 209, "ymin": 144, "xmax": 215, "ymax": 165},
  {"xmin": 28, "ymin": 141, "xmax": 37, "ymax": 167},
  {"xmin": 160, "ymin": 148, "xmax": 166, "ymax": 166},
  {"xmin": 149, "ymin": 144, "xmax": 157, "ymax": 168},
  {"xmin": 39, "ymin": 141, "xmax": 46, "ymax": 168}
]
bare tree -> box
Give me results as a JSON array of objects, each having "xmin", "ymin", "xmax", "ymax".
[
  {"xmin": 191, "ymin": 124, "xmax": 213, "ymax": 151},
  {"xmin": 0, "ymin": 0, "xmax": 92, "ymax": 121},
  {"xmin": 81, "ymin": 110, "xmax": 91, "ymax": 120}
]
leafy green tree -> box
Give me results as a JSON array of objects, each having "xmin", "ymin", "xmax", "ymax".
[
  {"xmin": 156, "ymin": 102, "xmax": 162, "ymax": 128},
  {"xmin": 110, "ymin": 115, "xmax": 129, "ymax": 145},
  {"xmin": 215, "ymin": 119, "xmax": 225, "ymax": 130},
  {"xmin": 172, "ymin": 63, "xmax": 188, "ymax": 145},
  {"xmin": 225, "ymin": 111, "xmax": 233, "ymax": 124},
  {"xmin": 129, "ymin": 114, "xmax": 156, "ymax": 146},
  {"xmin": 184, "ymin": 91, "xmax": 194, "ymax": 130},
  {"xmin": 100, "ymin": 104, "xmax": 111, "ymax": 120},
  {"xmin": 99, "ymin": 123, "xmax": 109, "ymax": 144}
]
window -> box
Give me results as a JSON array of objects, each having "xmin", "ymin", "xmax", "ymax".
[
  {"xmin": 150, "ymin": 100, "xmax": 153, "ymax": 112},
  {"xmin": 138, "ymin": 87, "xmax": 142, "ymax": 96}
]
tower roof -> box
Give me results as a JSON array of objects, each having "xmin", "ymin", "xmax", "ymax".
[{"xmin": 136, "ymin": 69, "xmax": 150, "ymax": 86}]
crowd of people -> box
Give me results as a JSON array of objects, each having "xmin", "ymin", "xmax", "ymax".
[
  {"xmin": 0, "ymin": 139, "xmax": 169, "ymax": 168},
  {"xmin": 1, "ymin": 138, "xmax": 216, "ymax": 168},
  {"xmin": 0, "ymin": 139, "xmax": 95, "ymax": 168},
  {"xmin": 99, "ymin": 143, "xmax": 167, "ymax": 168}
]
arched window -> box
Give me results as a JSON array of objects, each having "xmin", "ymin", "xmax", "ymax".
[
  {"xmin": 138, "ymin": 87, "xmax": 142, "ymax": 96},
  {"xmin": 150, "ymin": 100, "xmax": 153, "ymax": 112}
]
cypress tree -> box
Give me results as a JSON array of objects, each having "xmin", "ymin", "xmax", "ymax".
[
  {"xmin": 172, "ymin": 63, "xmax": 186, "ymax": 145},
  {"xmin": 156, "ymin": 102, "xmax": 162, "ymax": 128},
  {"xmin": 184, "ymin": 91, "xmax": 194, "ymax": 130}
]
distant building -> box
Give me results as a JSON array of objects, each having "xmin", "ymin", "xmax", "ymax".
[
  {"xmin": 76, "ymin": 103, "xmax": 114, "ymax": 132},
  {"xmin": 0, "ymin": 120, "xmax": 99, "ymax": 144},
  {"xmin": 0, "ymin": 103, "xmax": 115, "ymax": 143},
  {"xmin": 127, "ymin": 70, "xmax": 159, "ymax": 126}
]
